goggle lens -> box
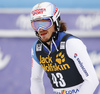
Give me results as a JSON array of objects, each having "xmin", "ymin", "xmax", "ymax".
[{"xmin": 31, "ymin": 19, "xmax": 53, "ymax": 31}]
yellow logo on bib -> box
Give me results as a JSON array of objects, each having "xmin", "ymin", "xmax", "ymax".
[
  {"xmin": 39, "ymin": 51, "xmax": 70, "ymax": 72},
  {"xmin": 56, "ymin": 52, "xmax": 65, "ymax": 64}
]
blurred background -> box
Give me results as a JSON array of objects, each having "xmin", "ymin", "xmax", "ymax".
[{"xmin": 0, "ymin": 0, "xmax": 100, "ymax": 94}]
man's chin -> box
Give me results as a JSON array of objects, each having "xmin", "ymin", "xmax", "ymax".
[
  {"xmin": 41, "ymin": 38, "xmax": 51, "ymax": 43},
  {"xmin": 40, "ymin": 36, "xmax": 52, "ymax": 42},
  {"xmin": 41, "ymin": 39, "xmax": 49, "ymax": 42}
]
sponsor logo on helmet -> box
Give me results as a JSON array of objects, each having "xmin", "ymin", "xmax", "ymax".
[
  {"xmin": 54, "ymin": 5, "xmax": 58, "ymax": 16},
  {"xmin": 32, "ymin": 8, "xmax": 46, "ymax": 16}
]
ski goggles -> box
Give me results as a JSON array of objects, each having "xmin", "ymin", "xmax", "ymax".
[{"xmin": 31, "ymin": 18, "xmax": 53, "ymax": 31}]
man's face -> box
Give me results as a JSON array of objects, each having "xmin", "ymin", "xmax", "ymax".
[
  {"xmin": 37, "ymin": 24, "xmax": 55, "ymax": 42},
  {"xmin": 31, "ymin": 19, "xmax": 56, "ymax": 42}
]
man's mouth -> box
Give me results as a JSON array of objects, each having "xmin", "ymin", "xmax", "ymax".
[{"xmin": 41, "ymin": 32, "xmax": 47, "ymax": 36}]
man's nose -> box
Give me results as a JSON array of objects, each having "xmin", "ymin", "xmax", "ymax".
[{"xmin": 38, "ymin": 28, "xmax": 44, "ymax": 32}]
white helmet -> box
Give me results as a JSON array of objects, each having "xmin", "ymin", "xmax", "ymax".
[{"xmin": 30, "ymin": 2, "xmax": 61, "ymax": 31}]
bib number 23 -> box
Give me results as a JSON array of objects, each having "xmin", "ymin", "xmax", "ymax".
[{"xmin": 51, "ymin": 72, "xmax": 66, "ymax": 87}]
